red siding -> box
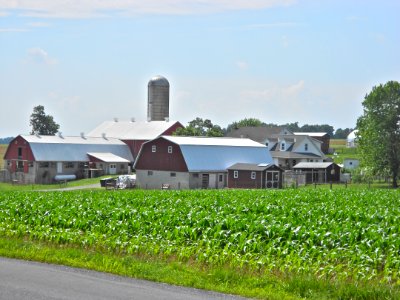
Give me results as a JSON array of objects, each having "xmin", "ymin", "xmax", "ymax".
[
  {"xmin": 122, "ymin": 139, "xmax": 146, "ymax": 159},
  {"xmin": 134, "ymin": 137, "xmax": 188, "ymax": 172},
  {"xmin": 161, "ymin": 122, "xmax": 184, "ymax": 135},
  {"xmin": 228, "ymin": 170, "xmax": 263, "ymax": 189},
  {"xmin": 4, "ymin": 136, "xmax": 35, "ymax": 161}
]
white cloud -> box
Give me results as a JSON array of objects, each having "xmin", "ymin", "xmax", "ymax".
[
  {"xmin": 0, "ymin": 0, "xmax": 297, "ymax": 18},
  {"xmin": 27, "ymin": 47, "xmax": 58, "ymax": 65},
  {"xmin": 283, "ymin": 80, "xmax": 304, "ymax": 96},
  {"xmin": 236, "ymin": 61, "xmax": 249, "ymax": 70},
  {"xmin": 28, "ymin": 22, "xmax": 51, "ymax": 28}
]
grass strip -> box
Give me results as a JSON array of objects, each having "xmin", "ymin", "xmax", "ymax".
[{"xmin": 0, "ymin": 236, "xmax": 398, "ymax": 300}]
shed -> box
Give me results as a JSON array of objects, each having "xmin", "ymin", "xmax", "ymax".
[
  {"xmin": 293, "ymin": 162, "xmax": 341, "ymax": 183},
  {"xmin": 227, "ymin": 163, "xmax": 283, "ymax": 189}
]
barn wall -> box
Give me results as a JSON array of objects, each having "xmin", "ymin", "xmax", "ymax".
[
  {"xmin": 136, "ymin": 170, "xmax": 190, "ymax": 189},
  {"xmin": 135, "ymin": 138, "xmax": 188, "ymax": 172},
  {"xmin": 227, "ymin": 170, "xmax": 263, "ymax": 189}
]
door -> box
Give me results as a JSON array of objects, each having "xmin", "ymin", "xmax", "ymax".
[
  {"xmin": 57, "ymin": 162, "xmax": 63, "ymax": 174},
  {"xmin": 266, "ymin": 171, "xmax": 280, "ymax": 188},
  {"xmin": 109, "ymin": 164, "xmax": 117, "ymax": 175},
  {"xmin": 201, "ymin": 174, "xmax": 209, "ymax": 189}
]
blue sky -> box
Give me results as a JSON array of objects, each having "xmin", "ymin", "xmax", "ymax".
[{"xmin": 0, "ymin": 0, "xmax": 399, "ymax": 137}]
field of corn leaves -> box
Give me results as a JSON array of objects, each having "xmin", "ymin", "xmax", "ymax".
[{"xmin": 0, "ymin": 189, "xmax": 399, "ymax": 284}]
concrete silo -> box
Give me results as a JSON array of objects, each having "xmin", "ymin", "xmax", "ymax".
[{"xmin": 147, "ymin": 75, "xmax": 169, "ymax": 121}]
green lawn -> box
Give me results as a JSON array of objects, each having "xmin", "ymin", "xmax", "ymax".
[{"xmin": 328, "ymin": 139, "xmax": 359, "ymax": 164}]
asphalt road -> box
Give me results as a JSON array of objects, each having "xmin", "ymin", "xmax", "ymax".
[{"xmin": 0, "ymin": 257, "xmax": 248, "ymax": 300}]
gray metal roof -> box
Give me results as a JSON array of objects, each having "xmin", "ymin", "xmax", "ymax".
[
  {"xmin": 227, "ymin": 163, "xmax": 280, "ymax": 171},
  {"xmin": 293, "ymin": 162, "xmax": 336, "ymax": 169},
  {"xmin": 87, "ymin": 120, "xmax": 180, "ymax": 140},
  {"xmin": 293, "ymin": 132, "xmax": 328, "ymax": 137},
  {"xmin": 21, "ymin": 135, "xmax": 133, "ymax": 162},
  {"xmin": 160, "ymin": 136, "xmax": 273, "ymax": 172},
  {"xmin": 270, "ymin": 151, "xmax": 322, "ymax": 159}
]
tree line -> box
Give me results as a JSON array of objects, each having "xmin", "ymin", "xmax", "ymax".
[{"xmin": 175, "ymin": 117, "xmax": 353, "ymax": 139}]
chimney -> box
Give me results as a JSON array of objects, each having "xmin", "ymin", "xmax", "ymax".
[
  {"xmin": 114, "ymin": 117, "xmax": 118, "ymax": 122},
  {"xmin": 130, "ymin": 117, "xmax": 135, "ymax": 122},
  {"xmin": 80, "ymin": 132, "xmax": 85, "ymax": 139},
  {"xmin": 101, "ymin": 133, "xmax": 107, "ymax": 139},
  {"xmin": 58, "ymin": 132, "xmax": 63, "ymax": 138}
]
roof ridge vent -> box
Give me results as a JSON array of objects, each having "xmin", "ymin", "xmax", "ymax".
[{"xmin": 58, "ymin": 132, "xmax": 63, "ymax": 139}]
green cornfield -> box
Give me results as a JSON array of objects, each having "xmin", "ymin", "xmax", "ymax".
[{"xmin": 0, "ymin": 189, "xmax": 399, "ymax": 285}]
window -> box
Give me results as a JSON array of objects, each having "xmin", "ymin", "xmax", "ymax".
[
  {"xmin": 233, "ymin": 171, "xmax": 239, "ymax": 178},
  {"xmin": 65, "ymin": 162, "xmax": 74, "ymax": 169},
  {"xmin": 265, "ymin": 142, "xmax": 269, "ymax": 147},
  {"xmin": 251, "ymin": 172, "xmax": 256, "ymax": 180},
  {"xmin": 305, "ymin": 143, "xmax": 308, "ymax": 151},
  {"xmin": 17, "ymin": 161, "xmax": 24, "ymax": 170},
  {"xmin": 28, "ymin": 161, "xmax": 34, "ymax": 167},
  {"xmin": 39, "ymin": 162, "xmax": 49, "ymax": 168},
  {"xmin": 168, "ymin": 146, "xmax": 173, "ymax": 153},
  {"xmin": 292, "ymin": 160, "xmax": 297, "ymax": 166},
  {"xmin": 152, "ymin": 145, "xmax": 157, "ymax": 153},
  {"xmin": 148, "ymin": 170, "xmax": 153, "ymax": 176},
  {"xmin": 109, "ymin": 164, "xmax": 116, "ymax": 169},
  {"xmin": 18, "ymin": 147, "xmax": 22, "ymax": 158},
  {"xmin": 170, "ymin": 172, "xmax": 176, "ymax": 177},
  {"xmin": 281, "ymin": 143, "xmax": 285, "ymax": 151},
  {"xmin": 120, "ymin": 164, "xmax": 125, "ymax": 169},
  {"xmin": 219, "ymin": 174, "xmax": 223, "ymax": 182},
  {"xmin": 193, "ymin": 173, "xmax": 199, "ymax": 178}
]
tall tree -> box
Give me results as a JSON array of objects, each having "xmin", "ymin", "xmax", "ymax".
[
  {"xmin": 174, "ymin": 117, "xmax": 224, "ymax": 137},
  {"xmin": 356, "ymin": 81, "xmax": 400, "ymax": 188},
  {"xmin": 29, "ymin": 105, "xmax": 60, "ymax": 135}
]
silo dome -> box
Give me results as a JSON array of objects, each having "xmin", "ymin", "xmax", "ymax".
[
  {"xmin": 148, "ymin": 75, "xmax": 170, "ymax": 87},
  {"xmin": 147, "ymin": 75, "xmax": 170, "ymax": 121}
]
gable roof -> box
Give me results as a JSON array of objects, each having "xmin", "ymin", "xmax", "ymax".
[
  {"xmin": 227, "ymin": 163, "xmax": 282, "ymax": 172},
  {"xmin": 293, "ymin": 132, "xmax": 329, "ymax": 137},
  {"xmin": 226, "ymin": 127, "xmax": 287, "ymax": 143},
  {"xmin": 87, "ymin": 120, "xmax": 182, "ymax": 140},
  {"xmin": 138, "ymin": 136, "xmax": 273, "ymax": 172},
  {"xmin": 21, "ymin": 135, "xmax": 133, "ymax": 162}
]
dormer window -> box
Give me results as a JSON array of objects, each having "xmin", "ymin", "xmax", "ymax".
[
  {"xmin": 152, "ymin": 145, "xmax": 156, "ymax": 153},
  {"xmin": 265, "ymin": 142, "xmax": 269, "ymax": 147},
  {"xmin": 281, "ymin": 142, "xmax": 285, "ymax": 151},
  {"xmin": 168, "ymin": 146, "xmax": 173, "ymax": 153},
  {"xmin": 305, "ymin": 143, "xmax": 308, "ymax": 151}
]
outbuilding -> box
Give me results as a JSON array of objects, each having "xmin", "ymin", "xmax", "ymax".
[
  {"xmin": 292, "ymin": 162, "xmax": 341, "ymax": 184},
  {"xmin": 3, "ymin": 134, "xmax": 133, "ymax": 184},
  {"xmin": 134, "ymin": 135, "xmax": 273, "ymax": 189},
  {"xmin": 227, "ymin": 163, "xmax": 283, "ymax": 189}
]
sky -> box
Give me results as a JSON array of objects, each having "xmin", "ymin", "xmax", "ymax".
[{"xmin": 0, "ymin": 0, "xmax": 399, "ymax": 137}]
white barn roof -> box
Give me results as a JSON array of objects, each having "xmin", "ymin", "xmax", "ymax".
[
  {"xmin": 87, "ymin": 152, "xmax": 130, "ymax": 163},
  {"xmin": 87, "ymin": 120, "xmax": 181, "ymax": 140},
  {"xmin": 21, "ymin": 135, "xmax": 133, "ymax": 162},
  {"xmin": 160, "ymin": 136, "xmax": 273, "ymax": 172}
]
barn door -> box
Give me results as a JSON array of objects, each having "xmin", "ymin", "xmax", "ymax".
[{"xmin": 201, "ymin": 174, "xmax": 209, "ymax": 189}]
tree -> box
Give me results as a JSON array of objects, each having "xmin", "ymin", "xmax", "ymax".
[
  {"xmin": 356, "ymin": 81, "xmax": 400, "ymax": 188},
  {"xmin": 226, "ymin": 118, "xmax": 268, "ymax": 133},
  {"xmin": 334, "ymin": 128, "xmax": 353, "ymax": 139},
  {"xmin": 29, "ymin": 105, "xmax": 60, "ymax": 135},
  {"xmin": 174, "ymin": 117, "xmax": 224, "ymax": 137}
]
